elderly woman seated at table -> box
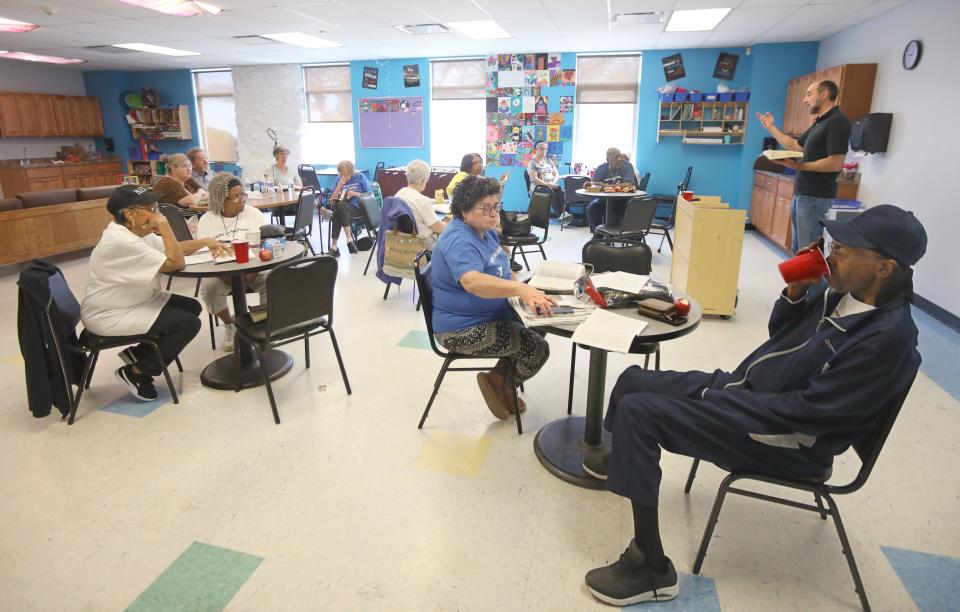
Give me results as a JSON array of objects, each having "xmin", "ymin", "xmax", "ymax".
[
  {"xmin": 395, "ymin": 159, "xmax": 447, "ymax": 250},
  {"xmin": 431, "ymin": 175, "xmax": 554, "ymax": 419},
  {"xmin": 327, "ymin": 160, "xmax": 372, "ymax": 257},
  {"xmin": 196, "ymin": 173, "xmax": 269, "ymax": 351},
  {"xmin": 264, "ymin": 144, "xmax": 302, "ymax": 188},
  {"xmin": 446, "ymin": 152, "xmax": 509, "ymax": 198},
  {"xmin": 80, "ymin": 185, "xmax": 229, "ymax": 401},
  {"xmin": 152, "ymin": 153, "xmax": 207, "ymax": 212}
]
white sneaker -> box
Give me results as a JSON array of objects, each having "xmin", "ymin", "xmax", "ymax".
[{"xmin": 221, "ymin": 323, "xmax": 235, "ymax": 352}]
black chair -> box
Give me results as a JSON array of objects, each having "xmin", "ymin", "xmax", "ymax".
[
  {"xmin": 683, "ymin": 367, "xmax": 919, "ymax": 612},
  {"xmin": 567, "ymin": 240, "xmax": 656, "ymax": 415},
  {"xmin": 325, "ymin": 193, "xmax": 370, "ymax": 254},
  {"xmin": 160, "ymin": 204, "xmax": 202, "ymax": 296},
  {"xmin": 648, "ymin": 167, "xmax": 692, "ymax": 253},
  {"xmin": 561, "ymin": 175, "xmax": 591, "ymax": 230},
  {"xmin": 414, "ymin": 251, "xmax": 523, "ymax": 434},
  {"xmin": 595, "ymin": 196, "xmax": 659, "ymax": 243},
  {"xmin": 373, "ymin": 161, "xmax": 385, "ymax": 183},
  {"xmin": 233, "ymin": 256, "xmax": 350, "ymax": 424},
  {"xmin": 637, "ymin": 172, "xmax": 651, "ymax": 192},
  {"xmin": 284, "ymin": 187, "xmax": 317, "ymax": 256},
  {"xmin": 357, "ymin": 192, "xmax": 382, "ymax": 275},
  {"xmin": 499, "ymin": 190, "xmax": 551, "ymax": 271},
  {"xmin": 28, "ymin": 266, "xmax": 182, "ymax": 425}
]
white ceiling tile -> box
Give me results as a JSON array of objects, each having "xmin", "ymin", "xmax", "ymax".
[
  {"xmin": 498, "ymin": 18, "xmax": 561, "ymax": 37},
  {"xmin": 783, "ymin": 3, "xmax": 872, "ymax": 28},
  {"xmin": 412, "ymin": 0, "xmax": 488, "ymax": 23},
  {"xmin": 656, "ymin": 31, "xmax": 711, "ymax": 48},
  {"xmin": 702, "ymin": 29, "xmax": 762, "ymax": 45},
  {"xmin": 752, "ymin": 25, "xmax": 822, "ymax": 42},
  {"xmin": 544, "ymin": 0, "xmax": 610, "ymax": 18},
  {"xmin": 610, "ymin": 0, "xmax": 677, "ymax": 12},
  {"xmin": 471, "ymin": 0, "xmax": 549, "ymax": 19},
  {"xmin": 715, "ymin": 5, "xmax": 800, "ymax": 29},
  {"xmin": 674, "ymin": 0, "xmax": 745, "ymax": 9},
  {"xmin": 738, "ymin": 0, "xmax": 806, "ymax": 6}
]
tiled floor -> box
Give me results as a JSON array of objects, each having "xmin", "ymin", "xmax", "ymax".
[{"xmin": 0, "ymin": 216, "xmax": 957, "ymax": 611}]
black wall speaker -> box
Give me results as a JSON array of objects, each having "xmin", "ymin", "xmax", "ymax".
[{"xmin": 850, "ymin": 113, "xmax": 892, "ymax": 154}]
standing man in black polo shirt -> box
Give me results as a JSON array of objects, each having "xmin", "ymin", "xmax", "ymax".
[{"xmin": 757, "ymin": 80, "xmax": 851, "ymax": 253}]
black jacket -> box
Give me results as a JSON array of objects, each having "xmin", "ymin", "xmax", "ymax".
[{"xmin": 17, "ymin": 260, "xmax": 84, "ymax": 418}]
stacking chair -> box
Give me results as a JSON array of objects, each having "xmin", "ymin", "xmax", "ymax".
[
  {"xmin": 414, "ymin": 251, "xmax": 524, "ymax": 434},
  {"xmin": 324, "ymin": 193, "xmax": 371, "ymax": 254},
  {"xmin": 595, "ymin": 196, "xmax": 659, "ymax": 244},
  {"xmin": 638, "ymin": 172, "xmax": 651, "ymax": 192},
  {"xmin": 233, "ymin": 256, "xmax": 351, "ymax": 424},
  {"xmin": 561, "ymin": 175, "xmax": 591, "ymax": 230},
  {"xmin": 567, "ymin": 240, "xmax": 655, "ymax": 415},
  {"xmin": 648, "ymin": 167, "xmax": 692, "ymax": 253},
  {"xmin": 683, "ymin": 368, "xmax": 919, "ymax": 612},
  {"xmin": 499, "ymin": 190, "xmax": 551, "ymax": 271},
  {"xmin": 283, "ymin": 187, "xmax": 317, "ymax": 255},
  {"xmin": 357, "ymin": 192, "xmax": 382, "ymax": 275},
  {"xmin": 160, "ymin": 204, "xmax": 201, "ymax": 297},
  {"xmin": 373, "ymin": 161, "xmax": 385, "ymax": 183},
  {"xmin": 25, "ymin": 265, "xmax": 182, "ymax": 425}
]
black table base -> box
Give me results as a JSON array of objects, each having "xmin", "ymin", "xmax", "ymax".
[
  {"xmin": 200, "ymin": 349, "xmax": 293, "ymax": 391},
  {"xmin": 533, "ymin": 416, "xmax": 610, "ymax": 490}
]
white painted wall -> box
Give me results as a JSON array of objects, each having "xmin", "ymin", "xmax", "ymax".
[
  {"xmin": 0, "ymin": 62, "xmax": 95, "ymax": 160},
  {"xmin": 231, "ymin": 64, "xmax": 305, "ymax": 183},
  {"xmin": 818, "ymin": 0, "xmax": 958, "ymax": 316}
]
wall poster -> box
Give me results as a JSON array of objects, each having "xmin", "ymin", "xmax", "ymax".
[
  {"xmin": 713, "ymin": 52, "xmax": 739, "ymax": 81},
  {"xmin": 362, "ymin": 66, "xmax": 379, "ymax": 89},
  {"xmin": 661, "ymin": 53, "xmax": 686, "ymax": 82},
  {"xmin": 358, "ymin": 96, "xmax": 423, "ymax": 148}
]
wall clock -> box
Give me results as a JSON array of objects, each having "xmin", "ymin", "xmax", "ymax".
[{"xmin": 903, "ymin": 40, "xmax": 922, "ymax": 70}]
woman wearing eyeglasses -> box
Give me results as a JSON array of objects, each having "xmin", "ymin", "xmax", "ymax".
[
  {"xmin": 81, "ymin": 185, "xmax": 228, "ymax": 401},
  {"xmin": 430, "ymin": 175, "xmax": 555, "ymax": 420},
  {"xmin": 196, "ymin": 173, "xmax": 270, "ymax": 352}
]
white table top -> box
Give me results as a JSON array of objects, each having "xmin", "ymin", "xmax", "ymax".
[{"xmin": 575, "ymin": 189, "xmax": 647, "ymax": 198}]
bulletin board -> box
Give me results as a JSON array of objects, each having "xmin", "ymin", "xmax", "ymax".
[
  {"xmin": 485, "ymin": 53, "xmax": 576, "ymax": 167},
  {"xmin": 358, "ymin": 96, "xmax": 424, "ymax": 148}
]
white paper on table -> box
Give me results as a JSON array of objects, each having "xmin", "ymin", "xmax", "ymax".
[
  {"xmin": 590, "ymin": 271, "xmax": 650, "ymax": 294},
  {"xmin": 571, "ymin": 308, "xmax": 648, "ymax": 353}
]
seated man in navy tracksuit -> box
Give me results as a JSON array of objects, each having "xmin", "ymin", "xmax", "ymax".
[{"xmin": 583, "ymin": 205, "xmax": 928, "ymax": 606}]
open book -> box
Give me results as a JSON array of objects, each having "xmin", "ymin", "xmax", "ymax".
[
  {"xmin": 762, "ymin": 149, "xmax": 804, "ymax": 160},
  {"xmin": 529, "ymin": 261, "xmax": 589, "ymax": 293},
  {"xmin": 754, "ymin": 150, "xmax": 803, "ymax": 174}
]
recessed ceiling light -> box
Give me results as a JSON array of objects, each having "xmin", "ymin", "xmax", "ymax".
[
  {"xmin": 446, "ymin": 20, "xmax": 511, "ymax": 40},
  {"xmin": 614, "ymin": 12, "xmax": 665, "ymax": 26},
  {"xmin": 259, "ymin": 32, "xmax": 341, "ymax": 48},
  {"xmin": 0, "ymin": 17, "xmax": 39, "ymax": 33},
  {"xmin": 112, "ymin": 42, "xmax": 201, "ymax": 56},
  {"xmin": 115, "ymin": 0, "xmax": 220, "ymax": 17},
  {"xmin": 665, "ymin": 8, "xmax": 731, "ymax": 32},
  {"xmin": 396, "ymin": 23, "xmax": 450, "ymax": 35},
  {"xmin": 0, "ymin": 50, "xmax": 83, "ymax": 64}
]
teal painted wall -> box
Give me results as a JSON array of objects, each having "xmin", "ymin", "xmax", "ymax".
[{"xmin": 636, "ymin": 43, "xmax": 818, "ymax": 212}]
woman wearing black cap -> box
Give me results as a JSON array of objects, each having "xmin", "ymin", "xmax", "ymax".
[{"xmin": 81, "ymin": 185, "xmax": 229, "ymax": 401}]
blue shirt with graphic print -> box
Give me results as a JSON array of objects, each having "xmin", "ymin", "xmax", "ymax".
[
  {"xmin": 340, "ymin": 172, "xmax": 372, "ymax": 208},
  {"xmin": 430, "ymin": 218, "xmax": 515, "ymax": 333}
]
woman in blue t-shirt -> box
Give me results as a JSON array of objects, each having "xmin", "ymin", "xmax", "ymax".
[
  {"xmin": 431, "ymin": 175, "xmax": 555, "ymax": 420},
  {"xmin": 328, "ymin": 159, "xmax": 372, "ymax": 256}
]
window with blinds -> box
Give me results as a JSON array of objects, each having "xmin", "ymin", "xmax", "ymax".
[
  {"xmin": 193, "ymin": 69, "xmax": 238, "ymax": 162},
  {"xmin": 576, "ymin": 55, "xmax": 641, "ymax": 104},
  {"xmin": 303, "ymin": 64, "xmax": 352, "ymax": 122},
  {"xmin": 431, "ymin": 59, "xmax": 486, "ymax": 100}
]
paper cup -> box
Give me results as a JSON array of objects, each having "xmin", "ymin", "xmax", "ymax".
[
  {"xmin": 246, "ymin": 230, "xmax": 261, "ymax": 255},
  {"xmin": 232, "ymin": 239, "xmax": 249, "ymax": 264},
  {"xmin": 778, "ymin": 247, "xmax": 830, "ymax": 283},
  {"xmin": 681, "ymin": 191, "xmax": 694, "ymax": 201}
]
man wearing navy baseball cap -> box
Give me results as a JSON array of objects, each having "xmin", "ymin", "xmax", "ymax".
[
  {"xmin": 582, "ymin": 205, "xmax": 926, "ymax": 607},
  {"xmin": 80, "ymin": 185, "xmax": 229, "ymax": 402}
]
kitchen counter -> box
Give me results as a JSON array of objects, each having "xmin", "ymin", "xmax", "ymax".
[{"xmin": 0, "ymin": 157, "xmax": 121, "ymax": 169}]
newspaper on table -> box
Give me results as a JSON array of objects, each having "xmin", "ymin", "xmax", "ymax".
[{"xmin": 509, "ymin": 294, "xmax": 595, "ymax": 327}]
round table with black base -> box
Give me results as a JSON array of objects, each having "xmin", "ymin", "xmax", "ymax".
[
  {"xmin": 575, "ymin": 188, "xmax": 647, "ymax": 229},
  {"xmin": 172, "ymin": 243, "xmax": 305, "ymax": 390},
  {"xmin": 534, "ymin": 297, "xmax": 701, "ymax": 489}
]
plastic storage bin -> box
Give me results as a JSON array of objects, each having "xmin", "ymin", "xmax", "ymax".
[
  {"xmin": 734, "ymin": 91, "xmax": 750, "ymax": 102},
  {"xmin": 704, "ymin": 93, "xmax": 718, "ymax": 102},
  {"xmin": 659, "ymin": 93, "xmax": 673, "ymax": 102},
  {"xmin": 673, "ymin": 92, "xmax": 689, "ymax": 102},
  {"xmin": 718, "ymin": 92, "xmax": 734, "ymax": 102},
  {"xmin": 689, "ymin": 93, "xmax": 704, "ymax": 102},
  {"xmin": 832, "ymin": 199, "xmax": 862, "ymax": 210}
]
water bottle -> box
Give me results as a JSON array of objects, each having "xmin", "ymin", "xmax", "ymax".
[{"xmin": 265, "ymin": 174, "xmax": 274, "ymax": 193}]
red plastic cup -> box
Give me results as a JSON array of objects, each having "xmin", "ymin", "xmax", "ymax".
[
  {"xmin": 778, "ymin": 247, "xmax": 830, "ymax": 283},
  {"xmin": 232, "ymin": 239, "xmax": 249, "ymax": 264},
  {"xmin": 681, "ymin": 190, "xmax": 694, "ymax": 201}
]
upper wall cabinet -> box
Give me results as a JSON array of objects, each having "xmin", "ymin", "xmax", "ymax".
[
  {"xmin": 0, "ymin": 91, "xmax": 105, "ymax": 138},
  {"xmin": 783, "ymin": 64, "xmax": 877, "ymax": 137}
]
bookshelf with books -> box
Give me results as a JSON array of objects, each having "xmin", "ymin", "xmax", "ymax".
[
  {"xmin": 128, "ymin": 104, "xmax": 192, "ymax": 141},
  {"xmin": 127, "ymin": 160, "xmax": 164, "ymax": 186},
  {"xmin": 657, "ymin": 100, "xmax": 749, "ymax": 145}
]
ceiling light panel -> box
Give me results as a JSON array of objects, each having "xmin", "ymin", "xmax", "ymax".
[
  {"xmin": 396, "ymin": 24, "xmax": 450, "ymax": 35},
  {"xmin": 666, "ymin": 8, "xmax": 732, "ymax": 32},
  {"xmin": 0, "ymin": 17, "xmax": 38, "ymax": 33},
  {"xmin": 112, "ymin": 42, "xmax": 201, "ymax": 55},
  {"xmin": 446, "ymin": 20, "xmax": 512, "ymax": 40},
  {"xmin": 116, "ymin": 0, "xmax": 221, "ymax": 17},
  {"xmin": 0, "ymin": 50, "xmax": 84, "ymax": 64}
]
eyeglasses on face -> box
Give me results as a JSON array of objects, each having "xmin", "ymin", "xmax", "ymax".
[
  {"xmin": 828, "ymin": 241, "xmax": 886, "ymax": 258},
  {"xmin": 478, "ymin": 203, "xmax": 503, "ymax": 216},
  {"xmin": 228, "ymin": 193, "xmax": 248, "ymax": 203},
  {"xmin": 132, "ymin": 204, "xmax": 159, "ymax": 213}
]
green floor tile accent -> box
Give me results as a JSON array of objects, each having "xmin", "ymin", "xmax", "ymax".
[
  {"xmin": 398, "ymin": 330, "xmax": 432, "ymax": 350},
  {"xmin": 125, "ymin": 541, "xmax": 263, "ymax": 612}
]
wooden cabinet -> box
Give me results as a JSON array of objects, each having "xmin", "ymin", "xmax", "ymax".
[
  {"xmin": 670, "ymin": 197, "xmax": 746, "ymax": 317},
  {"xmin": 0, "ymin": 161, "xmax": 121, "ymax": 195},
  {"xmin": 0, "ymin": 92, "xmax": 24, "ymax": 137},
  {"xmin": 0, "ymin": 91, "xmax": 104, "ymax": 137},
  {"xmin": 782, "ymin": 64, "xmax": 877, "ymax": 137}
]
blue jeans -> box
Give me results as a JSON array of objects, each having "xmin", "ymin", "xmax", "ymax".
[{"xmin": 791, "ymin": 195, "xmax": 833, "ymax": 254}]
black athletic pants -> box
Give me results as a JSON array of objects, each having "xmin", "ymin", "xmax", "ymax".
[
  {"xmin": 133, "ymin": 294, "xmax": 202, "ymax": 376},
  {"xmin": 330, "ymin": 199, "xmax": 365, "ymax": 240}
]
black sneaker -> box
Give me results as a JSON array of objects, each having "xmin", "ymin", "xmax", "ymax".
[
  {"xmin": 329, "ymin": 246, "xmax": 341, "ymax": 258},
  {"xmin": 582, "ymin": 449, "xmax": 609, "ymax": 480},
  {"xmin": 347, "ymin": 242, "xmax": 358, "ymax": 254},
  {"xmin": 510, "ymin": 261, "xmax": 523, "ymax": 273},
  {"xmin": 115, "ymin": 365, "xmax": 158, "ymax": 402},
  {"xmin": 117, "ymin": 347, "xmax": 138, "ymax": 366},
  {"xmin": 585, "ymin": 541, "xmax": 679, "ymax": 606}
]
